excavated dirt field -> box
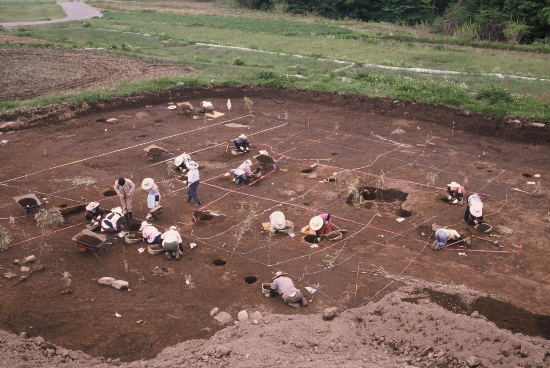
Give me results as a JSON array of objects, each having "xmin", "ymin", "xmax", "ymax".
[
  {"xmin": 0, "ymin": 49, "xmax": 192, "ymax": 102},
  {"xmin": 0, "ymin": 88, "xmax": 549, "ymax": 366}
]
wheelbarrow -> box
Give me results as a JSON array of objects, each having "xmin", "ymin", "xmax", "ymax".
[
  {"xmin": 72, "ymin": 229, "xmax": 115, "ymax": 258},
  {"xmin": 144, "ymin": 144, "xmax": 173, "ymax": 161},
  {"xmin": 13, "ymin": 194, "xmax": 44, "ymax": 218},
  {"xmin": 253, "ymin": 154, "xmax": 278, "ymax": 176}
]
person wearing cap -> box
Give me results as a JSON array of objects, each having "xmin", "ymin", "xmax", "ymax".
[
  {"xmin": 186, "ymin": 161, "xmax": 202, "ymax": 206},
  {"xmin": 432, "ymin": 228, "xmax": 467, "ymax": 250},
  {"xmin": 199, "ymin": 101, "xmax": 214, "ymax": 114},
  {"xmin": 101, "ymin": 207, "xmax": 125, "ymax": 233},
  {"xmin": 114, "ymin": 177, "xmax": 136, "ymax": 222},
  {"xmin": 446, "ymin": 181, "xmax": 465, "ymax": 204},
  {"xmin": 269, "ymin": 211, "xmax": 286, "ymax": 233},
  {"xmin": 174, "ymin": 153, "xmax": 192, "ymax": 173},
  {"xmin": 140, "ymin": 221, "xmax": 162, "ymax": 245},
  {"xmin": 463, "ymin": 193, "xmax": 484, "ymax": 224},
  {"xmin": 84, "ymin": 202, "xmax": 105, "ymax": 223},
  {"xmin": 141, "ymin": 178, "xmax": 160, "ymax": 220},
  {"xmin": 233, "ymin": 159, "xmax": 253, "ymax": 185},
  {"xmin": 161, "ymin": 226, "xmax": 183, "ymax": 260},
  {"xmin": 269, "ymin": 271, "xmax": 309, "ymax": 308},
  {"xmin": 234, "ymin": 134, "xmax": 250, "ymax": 152},
  {"xmin": 301, "ymin": 213, "xmax": 332, "ymax": 243}
]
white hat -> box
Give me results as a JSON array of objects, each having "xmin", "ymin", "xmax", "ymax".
[
  {"xmin": 86, "ymin": 202, "xmax": 99, "ymax": 211},
  {"xmin": 139, "ymin": 221, "xmax": 150, "ymax": 231},
  {"xmin": 272, "ymin": 271, "xmax": 287, "ymax": 280},
  {"xmin": 244, "ymin": 159, "xmax": 252, "ymax": 166},
  {"xmin": 239, "ymin": 134, "xmax": 247, "ymax": 139},
  {"xmin": 141, "ymin": 178, "xmax": 155, "ymax": 190},
  {"xmin": 270, "ymin": 211, "xmax": 285, "ymax": 229},
  {"xmin": 470, "ymin": 202, "xmax": 483, "ymax": 217},
  {"xmin": 168, "ymin": 105, "xmax": 177, "ymax": 110},
  {"xmin": 309, "ymin": 216, "xmax": 324, "ymax": 231},
  {"xmin": 447, "ymin": 182, "xmax": 461, "ymax": 189},
  {"xmin": 111, "ymin": 207, "xmax": 123, "ymax": 216},
  {"xmin": 169, "ymin": 225, "xmax": 177, "ymax": 231},
  {"xmin": 174, "ymin": 155, "xmax": 183, "ymax": 166},
  {"xmin": 187, "ymin": 161, "xmax": 199, "ymax": 169}
]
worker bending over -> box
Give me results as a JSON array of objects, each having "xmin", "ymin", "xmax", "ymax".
[
  {"xmin": 161, "ymin": 226, "xmax": 183, "ymax": 260},
  {"xmin": 234, "ymin": 134, "xmax": 250, "ymax": 152},
  {"xmin": 270, "ymin": 271, "xmax": 308, "ymax": 308},
  {"xmin": 301, "ymin": 213, "xmax": 332, "ymax": 243},
  {"xmin": 233, "ymin": 159, "xmax": 253, "ymax": 184},
  {"xmin": 101, "ymin": 207, "xmax": 125, "ymax": 234},
  {"xmin": 446, "ymin": 181, "xmax": 465, "ymax": 204}
]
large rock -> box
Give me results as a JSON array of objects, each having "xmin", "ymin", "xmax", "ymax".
[
  {"xmin": 98, "ymin": 277, "xmax": 116, "ymax": 286},
  {"xmin": 237, "ymin": 310, "xmax": 248, "ymax": 321},
  {"xmin": 34, "ymin": 336, "xmax": 45, "ymax": 346},
  {"xmin": 322, "ymin": 307, "xmax": 338, "ymax": 321},
  {"xmin": 23, "ymin": 255, "xmax": 37, "ymax": 264},
  {"xmin": 467, "ymin": 355, "xmax": 481, "ymax": 367},
  {"xmin": 249, "ymin": 311, "xmax": 262, "ymax": 321},
  {"xmin": 213, "ymin": 312, "xmax": 232, "ymax": 325},
  {"xmin": 111, "ymin": 280, "xmax": 129, "ymax": 290},
  {"xmin": 215, "ymin": 345, "xmax": 231, "ymax": 357}
]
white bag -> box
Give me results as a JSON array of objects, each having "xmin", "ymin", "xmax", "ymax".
[{"xmin": 147, "ymin": 194, "xmax": 155, "ymax": 209}]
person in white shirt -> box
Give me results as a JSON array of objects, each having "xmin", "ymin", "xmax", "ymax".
[
  {"xmin": 186, "ymin": 161, "xmax": 202, "ymax": 206},
  {"xmin": 161, "ymin": 226, "xmax": 183, "ymax": 260},
  {"xmin": 269, "ymin": 271, "xmax": 309, "ymax": 308}
]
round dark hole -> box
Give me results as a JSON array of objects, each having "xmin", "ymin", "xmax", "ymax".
[
  {"xmin": 59, "ymin": 204, "xmax": 68, "ymax": 208},
  {"xmin": 522, "ymin": 173, "xmax": 533, "ymax": 177},
  {"xmin": 328, "ymin": 178, "xmax": 336, "ymax": 182},
  {"xmin": 398, "ymin": 208, "xmax": 413, "ymax": 217},
  {"xmin": 475, "ymin": 223, "xmax": 492, "ymax": 233},
  {"xmin": 487, "ymin": 169, "xmax": 494, "ymax": 172},
  {"xmin": 196, "ymin": 211, "xmax": 213, "ymax": 221},
  {"xmin": 304, "ymin": 235, "xmax": 317, "ymax": 243},
  {"xmin": 301, "ymin": 168, "xmax": 314, "ymax": 173},
  {"xmin": 331, "ymin": 152, "xmax": 338, "ymax": 156},
  {"xmin": 129, "ymin": 223, "xmax": 140, "ymax": 231},
  {"xmin": 103, "ymin": 190, "xmax": 117, "ymax": 196},
  {"xmin": 245, "ymin": 276, "xmax": 257, "ymax": 284},
  {"xmin": 213, "ymin": 259, "xmax": 226, "ymax": 266}
]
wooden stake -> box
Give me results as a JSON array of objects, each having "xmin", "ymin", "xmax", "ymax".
[
  {"xmin": 166, "ymin": 314, "xmax": 178, "ymax": 319},
  {"xmin": 354, "ymin": 265, "xmax": 359, "ymax": 298}
]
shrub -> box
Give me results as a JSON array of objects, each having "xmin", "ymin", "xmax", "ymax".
[
  {"xmin": 476, "ymin": 86, "xmax": 513, "ymax": 104},
  {"xmin": 233, "ymin": 58, "xmax": 245, "ymax": 66}
]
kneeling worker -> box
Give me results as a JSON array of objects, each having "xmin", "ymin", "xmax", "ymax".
[
  {"xmin": 233, "ymin": 159, "xmax": 253, "ymax": 184},
  {"xmin": 234, "ymin": 134, "xmax": 250, "ymax": 152},
  {"xmin": 270, "ymin": 271, "xmax": 308, "ymax": 308},
  {"xmin": 269, "ymin": 211, "xmax": 286, "ymax": 233},
  {"xmin": 85, "ymin": 201, "xmax": 105, "ymax": 224},
  {"xmin": 432, "ymin": 227, "xmax": 469, "ymax": 250},
  {"xmin": 446, "ymin": 181, "xmax": 466, "ymax": 204},
  {"xmin": 301, "ymin": 213, "xmax": 332, "ymax": 243},
  {"xmin": 161, "ymin": 226, "xmax": 183, "ymax": 260},
  {"xmin": 464, "ymin": 193, "xmax": 484, "ymax": 224},
  {"xmin": 101, "ymin": 207, "xmax": 125, "ymax": 233},
  {"xmin": 140, "ymin": 221, "xmax": 162, "ymax": 245}
]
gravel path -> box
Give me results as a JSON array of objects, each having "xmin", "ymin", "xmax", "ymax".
[{"xmin": 0, "ymin": 1, "xmax": 102, "ymax": 29}]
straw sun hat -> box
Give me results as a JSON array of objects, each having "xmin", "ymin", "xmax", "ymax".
[
  {"xmin": 309, "ymin": 216, "xmax": 324, "ymax": 231},
  {"xmin": 141, "ymin": 178, "xmax": 155, "ymax": 190}
]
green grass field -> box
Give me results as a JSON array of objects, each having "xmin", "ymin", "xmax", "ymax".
[
  {"xmin": 0, "ymin": 1, "xmax": 65, "ymax": 23},
  {"xmin": 1, "ymin": 1, "xmax": 549, "ymax": 122}
]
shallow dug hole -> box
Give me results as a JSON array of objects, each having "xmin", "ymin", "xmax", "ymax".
[
  {"xmin": 128, "ymin": 222, "xmax": 140, "ymax": 231},
  {"xmin": 103, "ymin": 190, "xmax": 117, "ymax": 196},
  {"xmin": 213, "ymin": 259, "xmax": 226, "ymax": 266},
  {"xmin": 245, "ymin": 276, "xmax": 257, "ymax": 284},
  {"xmin": 421, "ymin": 289, "xmax": 550, "ymax": 340},
  {"xmin": 304, "ymin": 235, "xmax": 317, "ymax": 243},
  {"xmin": 18, "ymin": 198, "xmax": 38, "ymax": 207},
  {"xmin": 76, "ymin": 235, "xmax": 103, "ymax": 247}
]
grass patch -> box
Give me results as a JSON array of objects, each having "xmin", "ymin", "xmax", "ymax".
[{"xmin": 0, "ymin": 2, "xmax": 66, "ymax": 23}]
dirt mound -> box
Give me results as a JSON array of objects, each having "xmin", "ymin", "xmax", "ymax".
[{"xmin": 1, "ymin": 285, "xmax": 548, "ymax": 367}]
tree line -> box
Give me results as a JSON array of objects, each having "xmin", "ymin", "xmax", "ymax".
[{"xmin": 238, "ymin": 0, "xmax": 550, "ymax": 44}]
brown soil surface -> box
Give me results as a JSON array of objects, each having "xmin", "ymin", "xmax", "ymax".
[
  {"xmin": 0, "ymin": 49, "xmax": 192, "ymax": 101},
  {"xmin": 0, "ymin": 35, "xmax": 46, "ymax": 44},
  {"xmin": 0, "ymin": 88, "xmax": 549, "ymax": 365}
]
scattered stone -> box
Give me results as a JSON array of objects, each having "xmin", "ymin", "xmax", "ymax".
[
  {"xmin": 136, "ymin": 320, "xmax": 143, "ymax": 324},
  {"xmin": 106, "ymin": 118, "xmax": 118, "ymax": 124},
  {"xmin": 61, "ymin": 289, "xmax": 72, "ymax": 295},
  {"xmin": 23, "ymin": 255, "xmax": 37, "ymax": 264},
  {"xmin": 20, "ymin": 266, "xmax": 30, "ymax": 272},
  {"xmin": 467, "ymin": 355, "xmax": 481, "ymax": 367},
  {"xmin": 98, "ymin": 277, "xmax": 116, "ymax": 286},
  {"xmin": 213, "ymin": 312, "xmax": 232, "ymax": 325},
  {"xmin": 60, "ymin": 349, "xmax": 70, "ymax": 359},
  {"xmin": 4, "ymin": 271, "xmax": 17, "ymax": 279},
  {"xmin": 215, "ymin": 345, "xmax": 231, "ymax": 357},
  {"xmin": 210, "ymin": 307, "xmax": 219, "ymax": 317},
  {"xmin": 471, "ymin": 311, "xmax": 481, "ymax": 318},
  {"xmin": 13, "ymin": 259, "xmax": 20, "ymax": 265},
  {"xmin": 295, "ymin": 341, "xmax": 304, "ymax": 348},
  {"xmin": 34, "ymin": 336, "xmax": 45, "ymax": 346},
  {"xmin": 252, "ymin": 319, "xmax": 260, "ymax": 325},
  {"xmin": 111, "ymin": 280, "xmax": 129, "ymax": 290},
  {"xmin": 20, "ymin": 332, "xmax": 27, "ymax": 338},
  {"xmin": 42, "ymin": 342, "xmax": 56, "ymax": 350},
  {"xmin": 322, "ymin": 307, "xmax": 338, "ymax": 321},
  {"xmin": 249, "ymin": 311, "xmax": 262, "ymax": 321},
  {"xmin": 237, "ymin": 310, "xmax": 249, "ymax": 321}
]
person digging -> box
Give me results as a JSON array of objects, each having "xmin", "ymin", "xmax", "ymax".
[
  {"xmin": 446, "ymin": 181, "xmax": 465, "ymax": 205},
  {"xmin": 101, "ymin": 207, "xmax": 126, "ymax": 234},
  {"xmin": 301, "ymin": 213, "xmax": 332, "ymax": 243},
  {"xmin": 141, "ymin": 178, "xmax": 161, "ymax": 221},
  {"xmin": 85, "ymin": 201, "xmax": 105, "ymax": 225},
  {"xmin": 233, "ymin": 159, "xmax": 253, "ymax": 185},
  {"xmin": 161, "ymin": 226, "xmax": 183, "ymax": 260},
  {"xmin": 114, "ymin": 177, "xmax": 135, "ymax": 222},
  {"xmin": 269, "ymin": 271, "xmax": 309, "ymax": 308},
  {"xmin": 199, "ymin": 101, "xmax": 214, "ymax": 114},
  {"xmin": 432, "ymin": 228, "xmax": 471, "ymax": 250},
  {"xmin": 140, "ymin": 221, "xmax": 162, "ymax": 246},
  {"xmin": 234, "ymin": 134, "xmax": 250, "ymax": 153},
  {"xmin": 174, "ymin": 153, "xmax": 192, "ymax": 174},
  {"xmin": 463, "ymin": 193, "xmax": 484, "ymax": 224},
  {"xmin": 269, "ymin": 211, "xmax": 286, "ymax": 233}
]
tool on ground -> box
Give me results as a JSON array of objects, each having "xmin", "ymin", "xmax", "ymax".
[
  {"xmin": 472, "ymin": 234, "xmax": 504, "ymax": 248},
  {"xmin": 441, "ymin": 237, "xmax": 471, "ymax": 249}
]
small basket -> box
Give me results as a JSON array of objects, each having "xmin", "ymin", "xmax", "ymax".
[{"xmin": 261, "ymin": 283, "xmax": 272, "ymax": 296}]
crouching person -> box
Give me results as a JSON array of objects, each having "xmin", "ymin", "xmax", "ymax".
[
  {"xmin": 161, "ymin": 226, "xmax": 183, "ymax": 260},
  {"xmin": 140, "ymin": 221, "xmax": 162, "ymax": 245},
  {"xmin": 432, "ymin": 228, "xmax": 469, "ymax": 250},
  {"xmin": 85, "ymin": 201, "xmax": 105, "ymax": 224},
  {"xmin": 270, "ymin": 271, "xmax": 308, "ymax": 308},
  {"xmin": 101, "ymin": 207, "xmax": 125, "ymax": 234}
]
